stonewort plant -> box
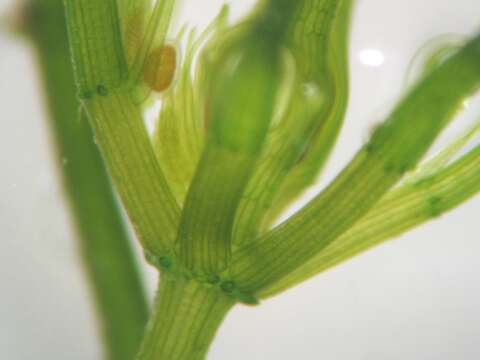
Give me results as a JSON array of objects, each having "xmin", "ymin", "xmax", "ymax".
[{"xmin": 11, "ymin": 0, "xmax": 480, "ymax": 359}]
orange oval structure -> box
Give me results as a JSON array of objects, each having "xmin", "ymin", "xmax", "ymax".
[{"xmin": 143, "ymin": 45, "xmax": 177, "ymax": 92}]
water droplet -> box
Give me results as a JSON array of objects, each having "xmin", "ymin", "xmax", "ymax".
[{"xmin": 358, "ymin": 48, "xmax": 385, "ymax": 67}]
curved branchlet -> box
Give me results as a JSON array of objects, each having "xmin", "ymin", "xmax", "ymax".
[
  {"xmin": 233, "ymin": 0, "xmax": 354, "ymax": 246},
  {"xmin": 264, "ymin": 0, "xmax": 354, "ymax": 225}
]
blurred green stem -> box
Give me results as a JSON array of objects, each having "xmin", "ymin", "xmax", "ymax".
[{"xmin": 25, "ymin": 1, "xmax": 148, "ymax": 359}]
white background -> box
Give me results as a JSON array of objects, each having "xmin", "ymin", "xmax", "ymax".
[{"xmin": 1, "ymin": 0, "xmax": 480, "ymax": 359}]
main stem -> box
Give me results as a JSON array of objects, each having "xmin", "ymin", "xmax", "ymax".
[{"xmin": 137, "ymin": 276, "xmax": 235, "ymax": 360}]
